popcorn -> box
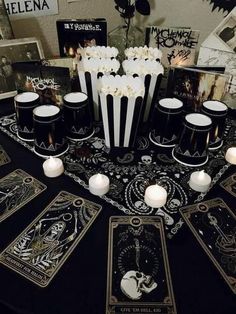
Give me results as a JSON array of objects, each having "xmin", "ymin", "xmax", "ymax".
[
  {"xmin": 98, "ymin": 75, "xmax": 145, "ymax": 98},
  {"xmin": 125, "ymin": 46, "xmax": 162, "ymax": 61},
  {"xmin": 79, "ymin": 57, "xmax": 120, "ymax": 73},
  {"xmin": 80, "ymin": 46, "xmax": 119, "ymax": 59},
  {"xmin": 122, "ymin": 59, "xmax": 164, "ymax": 76}
]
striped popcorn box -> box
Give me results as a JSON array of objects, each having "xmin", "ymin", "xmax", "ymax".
[
  {"xmin": 98, "ymin": 75, "xmax": 145, "ymax": 148},
  {"xmin": 77, "ymin": 57, "xmax": 120, "ymax": 122},
  {"xmin": 123, "ymin": 59, "xmax": 164, "ymax": 123}
]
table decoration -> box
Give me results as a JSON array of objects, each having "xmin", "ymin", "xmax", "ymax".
[
  {"xmin": 0, "ymin": 113, "xmax": 235, "ymax": 239},
  {"xmin": 0, "ymin": 144, "xmax": 11, "ymax": 166},
  {"xmin": 98, "ymin": 74, "xmax": 144, "ymax": 147},
  {"xmin": 122, "ymin": 59, "xmax": 164, "ymax": 123},
  {"xmin": 79, "ymin": 46, "xmax": 118, "ymax": 59},
  {"xmin": 77, "ymin": 58, "xmax": 120, "ymax": 121},
  {"xmin": 180, "ymin": 198, "xmax": 236, "ymax": 294},
  {"xmin": 14, "ymin": 91, "xmax": 40, "ymax": 141},
  {"xmin": 201, "ymin": 100, "xmax": 228, "ymax": 150},
  {"xmin": 33, "ymin": 105, "xmax": 68, "ymax": 157},
  {"xmin": 149, "ymin": 98, "xmax": 183, "ymax": 147},
  {"xmin": 124, "ymin": 46, "xmax": 162, "ymax": 61},
  {"xmin": 172, "ymin": 113, "xmax": 212, "ymax": 167},
  {"xmin": 43, "ymin": 156, "xmax": 64, "ymax": 178},
  {"xmin": 220, "ymin": 173, "xmax": 236, "ymax": 197},
  {"xmin": 189, "ymin": 170, "xmax": 212, "ymax": 192},
  {"xmin": 0, "ymin": 169, "xmax": 46, "ymax": 222},
  {"xmin": 89, "ymin": 173, "xmax": 110, "ymax": 196},
  {"xmin": 106, "ymin": 216, "xmax": 177, "ymax": 313},
  {"xmin": 63, "ymin": 92, "xmax": 94, "ymax": 140},
  {"xmin": 225, "ymin": 147, "xmax": 236, "ymax": 164},
  {"xmin": 0, "ymin": 191, "xmax": 101, "ymax": 287},
  {"xmin": 144, "ymin": 184, "xmax": 168, "ymax": 208}
]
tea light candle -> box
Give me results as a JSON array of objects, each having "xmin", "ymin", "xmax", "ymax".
[
  {"xmin": 189, "ymin": 170, "xmax": 211, "ymax": 192},
  {"xmin": 144, "ymin": 184, "xmax": 167, "ymax": 208},
  {"xmin": 89, "ymin": 173, "xmax": 110, "ymax": 196},
  {"xmin": 43, "ymin": 156, "xmax": 64, "ymax": 178},
  {"xmin": 225, "ymin": 147, "xmax": 236, "ymax": 165}
]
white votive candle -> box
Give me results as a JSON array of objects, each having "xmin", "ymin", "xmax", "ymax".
[
  {"xmin": 89, "ymin": 173, "xmax": 110, "ymax": 196},
  {"xmin": 189, "ymin": 170, "xmax": 211, "ymax": 192},
  {"xmin": 225, "ymin": 147, "xmax": 236, "ymax": 165},
  {"xmin": 144, "ymin": 184, "xmax": 167, "ymax": 208},
  {"xmin": 43, "ymin": 156, "xmax": 64, "ymax": 178}
]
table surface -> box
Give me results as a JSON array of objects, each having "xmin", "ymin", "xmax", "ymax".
[{"xmin": 0, "ymin": 99, "xmax": 235, "ymax": 314}]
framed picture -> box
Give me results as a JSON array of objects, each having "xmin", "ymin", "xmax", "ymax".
[
  {"xmin": 0, "ymin": 0, "xmax": 14, "ymax": 40},
  {"xmin": 0, "ymin": 37, "xmax": 44, "ymax": 99}
]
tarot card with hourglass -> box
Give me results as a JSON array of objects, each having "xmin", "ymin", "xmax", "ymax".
[
  {"xmin": 180, "ymin": 198, "xmax": 236, "ymax": 294},
  {"xmin": 0, "ymin": 191, "xmax": 101, "ymax": 287},
  {"xmin": 106, "ymin": 216, "xmax": 177, "ymax": 314}
]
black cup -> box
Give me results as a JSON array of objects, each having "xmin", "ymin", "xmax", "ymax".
[
  {"xmin": 14, "ymin": 92, "xmax": 40, "ymax": 141},
  {"xmin": 149, "ymin": 98, "xmax": 183, "ymax": 147},
  {"xmin": 172, "ymin": 113, "xmax": 212, "ymax": 167},
  {"xmin": 201, "ymin": 100, "xmax": 228, "ymax": 150},
  {"xmin": 33, "ymin": 105, "xmax": 68, "ymax": 157},
  {"xmin": 63, "ymin": 92, "xmax": 94, "ymax": 140}
]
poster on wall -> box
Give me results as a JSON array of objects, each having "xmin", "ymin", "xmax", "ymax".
[
  {"xmin": 0, "ymin": 0, "xmax": 14, "ymax": 39},
  {"xmin": 4, "ymin": 0, "xmax": 59, "ymax": 20}
]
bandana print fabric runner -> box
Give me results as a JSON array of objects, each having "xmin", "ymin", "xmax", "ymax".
[{"xmin": 0, "ymin": 114, "xmax": 235, "ymax": 239}]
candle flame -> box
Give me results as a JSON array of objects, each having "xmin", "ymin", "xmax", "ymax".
[
  {"xmin": 48, "ymin": 133, "xmax": 53, "ymax": 145},
  {"xmin": 95, "ymin": 173, "xmax": 103, "ymax": 183},
  {"xmin": 198, "ymin": 170, "xmax": 205, "ymax": 180}
]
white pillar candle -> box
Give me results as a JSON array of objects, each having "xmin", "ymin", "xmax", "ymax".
[
  {"xmin": 189, "ymin": 170, "xmax": 211, "ymax": 192},
  {"xmin": 144, "ymin": 184, "xmax": 167, "ymax": 208},
  {"xmin": 89, "ymin": 173, "xmax": 110, "ymax": 196},
  {"xmin": 43, "ymin": 156, "xmax": 64, "ymax": 178},
  {"xmin": 225, "ymin": 147, "xmax": 236, "ymax": 165}
]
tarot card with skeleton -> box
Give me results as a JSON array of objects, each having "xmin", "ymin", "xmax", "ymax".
[
  {"xmin": 106, "ymin": 216, "xmax": 177, "ymax": 314},
  {"xmin": 180, "ymin": 198, "xmax": 236, "ymax": 294},
  {"xmin": 0, "ymin": 169, "xmax": 46, "ymax": 222},
  {"xmin": 220, "ymin": 173, "xmax": 236, "ymax": 198},
  {"xmin": 0, "ymin": 191, "xmax": 102, "ymax": 287},
  {"xmin": 0, "ymin": 144, "xmax": 11, "ymax": 166}
]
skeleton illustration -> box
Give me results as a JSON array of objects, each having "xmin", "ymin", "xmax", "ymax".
[
  {"xmin": 141, "ymin": 155, "xmax": 152, "ymax": 165},
  {"xmin": 120, "ymin": 238, "xmax": 157, "ymax": 300}
]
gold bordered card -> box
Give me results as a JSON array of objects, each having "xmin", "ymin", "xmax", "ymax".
[
  {"xmin": 0, "ymin": 169, "xmax": 46, "ymax": 222},
  {"xmin": 0, "ymin": 191, "xmax": 102, "ymax": 287},
  {"xmin": 220, "ymin": 173, "xmax": 236, "ymax": 198},
  {"xmin": 106, "ymin": 216, "xmax": 177, "ymax": 314},
  {"xmin": 180, "ymin": 198, "xmax": 236, "ymax": 294},
  {"xmin": 0, "ymin": 144, "xmax": 11, "ymax": 166}
]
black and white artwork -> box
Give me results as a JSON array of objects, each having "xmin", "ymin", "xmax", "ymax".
[
  {"xmin": 0, "ymin": 144, "xmax": 11, "ymax": 166},
  {"xmin": 106, "ymin": 216, "xmax": 177, "ymax": 313},
  {"xmin": 206, "ymin": 0, "xmax": 235, "ymax": 13},
  {"xmin": 180, "ymin": 198, "xmax": 236, "ymax": 294},
  {"xmin": 0, "ymin": 169, "xmax": 46, "ymax": 222},
  {"xmin": 220, "ymin": 173, "xmax": 236, "ymax": 197},
  {"xmin": 215, "ymin": 13, "xmax": 236, "ymax": 53},
  {"xmin": 0, "ymin": 191, "xmax": 102, "ymax": 287}
]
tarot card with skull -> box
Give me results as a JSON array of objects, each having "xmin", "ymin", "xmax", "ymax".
[
  {"xmin": 180, "ymin": 198, "xmax": 236, "ymax": 294},
  {"xmin": 220, "ymin": 173, "xmax": 236, "ymax": 198},
  {"xmin": 0, "ymin": 191, "xmax": 102, "ymax": 287},
  {"xmin": 0, "ymin": 169, "xmax": 46, "ymax": 222},
  {"xmin": 106, "ymin": 216, "xmax": 177, "ymax": 314},
  {"xmin": 0, "ymin": 145, "xmax": 11, "ymax": 166}
]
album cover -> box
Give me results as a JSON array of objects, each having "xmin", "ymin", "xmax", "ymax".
[
  {"xmin": 13, "ymin": 62, "xmax": 71, "ymax": 107},
  {"xmin": 145, "ymin": 26, "xmax": 200, "ymax": 67},
  {"xmin": 0, "ymin": 191, "xmax": 102, "ymax": 287},
  {"xmin": 56, "ymin": 19, "xmax": 107, "ymax": 58},
  {"xmin": 106, "ymin": 216, "xmax": 177, "ymax": 314},
  {"xmin": 180, "ymin": 198, "xmax": 236, "ymax": 294},
  {"xmin": 166, "ymin": 66, "xmax": 229, "ymax": 112}
]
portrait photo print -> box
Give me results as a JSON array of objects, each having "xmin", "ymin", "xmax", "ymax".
[
  {"xmin": 0, "ymin": 37, "xmax": 44, "ymax": 99},
  {"xmin": 215, "ymin": 13, "xmax": 236, "ymax": 53}
]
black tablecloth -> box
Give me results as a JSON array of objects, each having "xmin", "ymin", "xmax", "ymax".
[{"xmin": 0, "ymin": 99, "xmax": 235, "ymax": 314}]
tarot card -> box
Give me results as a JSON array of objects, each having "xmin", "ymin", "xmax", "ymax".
[
  {"xmin": 106, "ymin": 216, "xmax": 177, "ymax": 314},
  {"xmin": 0, "ymin": 169, "xmax": 46, "ymax": 222},
  {"xmin": 220, "ymin": 173, "xmax": 236, "ymax": 197},
  {"xmin": 180, "ymin": 198, "xmax": 236, "ymax": 294},
  {"xmin": 0, "ymin": 145, "xmax": 11, "ymax": 166},
  {"xmin": 0, "ymin": 191, "xmax": 102, "ymax": 287}
]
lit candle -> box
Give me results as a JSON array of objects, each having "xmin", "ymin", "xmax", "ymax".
[
  {"xmin": 43, "ymin": 156, "xmax": 64, "ymax": 178},
  {"xmin": 225, "ymin": 147, "xmax": 236, "ymax": 165},
  {"xmin": 89, "ymin": 173, "xmax": 110, "ymax": 196},
  {"xmin": 189, "ymin": 170, "xmax": 211, "ymax": 192},
  {"xmin": 144, "ymin": 184, "xmax": 167, "ymax": 208}
]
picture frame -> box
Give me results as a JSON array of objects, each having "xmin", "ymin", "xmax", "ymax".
[{"xmin": 0, "ymin": 37, "xmax": 44, "ymax": 99}]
